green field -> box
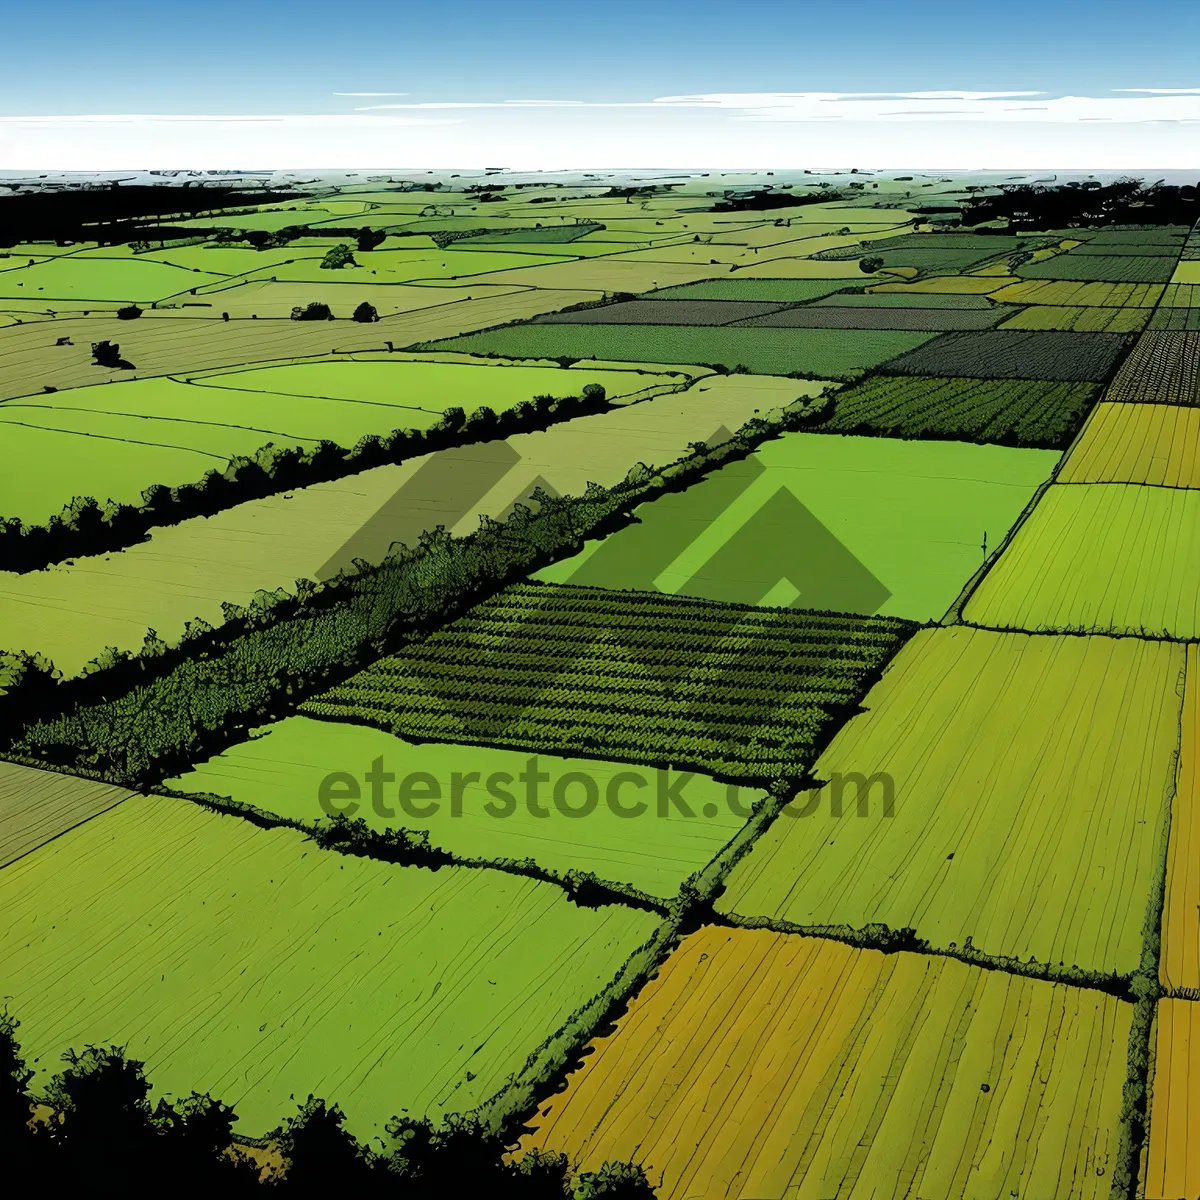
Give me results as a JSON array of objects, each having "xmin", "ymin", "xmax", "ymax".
[
  {"xmin": 0, "ymin": 253, "xmax": 226, "ymax": 303},
  {"xmin": 812, "ymin": 290, "xmax": 1001, "ymax": 309},
  {"xmin": 459, "ymin": 225, "xmax": 604, "ymax": 245},
  {"xmin": 0, "ymin": 791, "xmax": 658, "ymax": 1141},
  {"xmin": 424, "ymin": 324, "xmax": 936, "ymax": 378},
  {"xmin": 1018, "ymin": 252, "xmax": 1178, "ymax": 283},
  {"xmin": 167, "ymin": 714, "xmax": 755, "ymax": 899},
  {"xmin": 0, "ymin": 358, "xmax": 673, "ymax": 525},
  {"xmin": 0, "ymin": 373, "xmax": 796, "ymax": 678},
  {"xmin": 536, "ymin": 432, "xmax": 1059, "ymax": 622},
  {"xmin": 997, "ymin": 304, "xmax": 1151, "ymax": 333}
]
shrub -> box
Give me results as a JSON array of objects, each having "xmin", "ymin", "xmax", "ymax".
[
  {"xmin": 90, "ymin": 340, "xmax": 126, "ymax": 367},
  {"xmin": 320, "ymin": 244, "xmax": 357, "ymax": 270},
  {"xmin": 290, "ymin": 302, "xmax": 333, "ymax": 321},
  {"xmin": 0, "ymin": 1021, "xmax": 259, "ymax": 1191},
  {"xmin": 352, "ymin": 301, "xmax": 379, "ymax": 323}
]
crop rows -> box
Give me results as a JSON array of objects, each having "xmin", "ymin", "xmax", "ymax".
[
  {"xmin": 425, "ymin": 322, "xmax": 935, "ymax": 379},
  {"xmin": 814, "ymin": 373, "xmax": 1099, "ymax": 448},
  {"xmin": 879, "ymin": 329, "xmax": 1135, "ymax": 383},
  {"xmin": 0, "ymin": 759, "xmax": 137, "ymax": 868},
  {"xmin": 533, "ymin": 299, "xmax": 787, "ymax": 326},
  {"xmin": 1058, "ymin": 402, "xmax": 1200, "ymax": 488},
  {"xmin": 719, "ymin": 626, "xmax": 1184, "ymax": 977},
  {"xmin": 962, "ymin": 483, "xmax": 1200, "ymax": 639},
  {"xmin": 1149, "ymin": 306, "xmax": 1200, "ymax": 332},
  {"xmin": 1105, "ymin": 331, "xmax": 1200, "ymax": 406},
  {"xmin": 301, "ymin": 581, "xmax": 918, "ymax": 782},
  {"xmin": 1018, "ymin": 252, "xmax": 1178, "ymax": 284}
]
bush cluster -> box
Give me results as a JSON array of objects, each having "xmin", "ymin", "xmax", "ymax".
[{"xmin": 0, "ymin": 1016, "xmax": 654, "ymax": 1195}]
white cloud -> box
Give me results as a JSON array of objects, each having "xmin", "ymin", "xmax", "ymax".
[
  {"xmin": 3, "ymin": 91, "xmax": 1200, "ymax": 170},
  {"xmin": 351, "ymin": 89, "xmax": 1200, "ymax": 123}
]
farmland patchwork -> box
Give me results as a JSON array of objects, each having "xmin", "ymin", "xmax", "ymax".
[{"xmin": 2, "ymin": 173, "xmax": 1198, "ymax": 1195}]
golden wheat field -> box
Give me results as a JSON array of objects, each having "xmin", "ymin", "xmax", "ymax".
[{"xmin": 518, "ymin": 926, "xmax": 1131, "ymax": 1200}]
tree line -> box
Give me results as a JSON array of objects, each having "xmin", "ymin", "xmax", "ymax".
[
  {"xmin": 0, "ymin": 1015, "xmax": 653, "ymax": 1196},
  {"xmin": 961, "ymin": 178, "xmax": 1200, "ymax": 231},
  {"xmin": 0, "ymin": 387, "xmax": 611, "ymax": 574},
  {"xmin": 4, "ymin": 394, "xmax": 832, "ymax": 784}
]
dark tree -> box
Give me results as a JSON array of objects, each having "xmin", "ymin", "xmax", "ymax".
[
  {"xmin": 352, "ymin": 301, "xmax": 380, "ymax": 323},
  {"xmin": 91, "ymin": 340, "xmax": 133, "ymax": 368},
  {"xmin": 290, "ymin": 302, "xmax": 334, "ymax": 321},
  {"xmin": 356, "ymin": 228, "xmax": 388, "ymax": 252},
  {"xmin": 859, "ymin": 256, "xmax": 885, "ymax": 274},
  {"xmin": 116, "ymin": 304, "xmax": 142, "ymax": 320}
]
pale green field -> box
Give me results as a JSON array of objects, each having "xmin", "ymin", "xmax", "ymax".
[
  {"xmin": 229, "ymin": 247, "xmax": 578, "ymax": 287},
  {"xmin": 963, "ymin": 483, "xmax": 1200, "ymax": 638},
  {"xmin": 0, "ymin": 255, "xmax": 226, "ymax": 303}
]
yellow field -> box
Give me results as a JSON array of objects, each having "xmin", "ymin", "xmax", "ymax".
[
  {"xmin": 519, "ymin": 927, "xmax": 1130, "ymax": 1200},
  {"xmin": 868, "ymin": 273, "xmax": 1019, "ymax": 294},
  {"xmin": 1058, "ymin": 403, "xmax": 1200, "ymax": 487},
  {"xmin": 0, "ymin": 373, "xmax": 813, "ymax": 675},
  {"xmin": 989, "ymin": 280, "xmax": 1166, "ymax": 308},
  {"xmin": 962, "ymin": 484, "xmax": 1200, "ymax": 638},
  {"xmin": 1160, "ymin": 283, "xmax": 1200, "ymax": 308},
  {"xmin": 1158, "ymin": 644, "xmax": 1199, "ymax": 994},
  {"xmin": 1145, "ymin": 998, "xmax": 1200, "ymax": 1200},
  {"xmin": 997, "ymin": 305, "xmax": 1150, "ymax": 333},
  {"xmin": 716, "ymin": 627, "xmax": 1182, "ymax": 976},
  {"xmin": 1170, "ymin": 262, "xmax": 1200, "ymax": 285}
]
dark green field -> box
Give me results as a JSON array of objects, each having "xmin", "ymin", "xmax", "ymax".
[
  {"xmin": 420, "ymin": 323, "xmax": 937, "ymax": 378},
  {"xmin": 880, "ymin": 330, "xmax": 1136, "ymax": 382},
  {"xmin": 815, "ymin": 374, "xmax": 1101, "ymax": 447},
  {"xmin": 301, "ymin": 581, "xmax": 918, "ymax": 782}
]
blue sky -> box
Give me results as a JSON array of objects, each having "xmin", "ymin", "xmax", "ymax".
[
  {"xmin": 4, "ymin": 0, "xmax": 1200, "ymax": 114},
  {"xmin": 3, "ymin": 1, "xmax": 1199, "ymax": 169}
]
